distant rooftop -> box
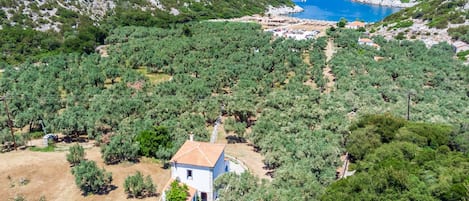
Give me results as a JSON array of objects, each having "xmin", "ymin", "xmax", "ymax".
[
  {"xmin": 358, "ymin": 38, "xmax": 373, "ymax": 43},
  {"xmin": 347, "ymin": 21, "xmax": 365, "ymax": 27}
]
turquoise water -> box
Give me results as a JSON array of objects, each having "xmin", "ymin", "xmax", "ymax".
[{"xmin": 289, "ymin": 0, "xmax": 401, "ymax": 22}]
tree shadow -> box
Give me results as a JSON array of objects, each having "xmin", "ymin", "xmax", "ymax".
[
  {"xmin": 247, "ymin": 143, "xmax": 261, "ymax": 153},
  {"xmin": 225, "ymin": 135, "xmax": 246, "ymax": 144},
  {"xmin": 265, "ymin": 170, "xmax": 275, "ymax": 178},
  {"xmin": 104, "ymin": 158, "xmax": 141, "ymax": 165},
  {"xmin": 62, "ymin": 134, "xmax": 89, "ymax": 143},
  {"xmin": 127, "ymin": 192, "xmax": 160, "ymax": 199},
  {"xmin": 162, "ymin": 162, "xmax": 171, "ymax": 169},
  {"xmin": 82, "ymin": 184, "xmax": 117, "ymax": 196}
]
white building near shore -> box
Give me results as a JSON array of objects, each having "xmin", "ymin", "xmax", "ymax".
[{"xmin": 346, "ymin": 21, "xmax": 366, "ymax": 29}]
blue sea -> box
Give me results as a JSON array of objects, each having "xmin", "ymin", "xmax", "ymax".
[{"xmin": 289, "ymin": 0, "xmax": 401, "ymax": 22}]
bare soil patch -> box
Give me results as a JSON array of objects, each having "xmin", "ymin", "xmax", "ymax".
[
  {"xmin": 0, "ymin": 145, "xmax": 170, "ymax": 201},
  {"xmin": 323, "ymin": 39, "xmax": 336, "ymax": 94},
  {"xmin": 302, "ymin": 52, "xmax": 319, "ymax": 89},
  {"xmin": 216, "ymin": 117, "xmax": 272, "ymax": 180}
]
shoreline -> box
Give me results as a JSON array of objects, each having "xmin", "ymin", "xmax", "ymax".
[
  {"xmin": 209, "ymin": 15, "xmax": 337, "ymax": 26},
  {"xmin": 265, "ymin": 5, "xmax": 304, "ymax": 16},
  {"xmin": 351, "ymin": 0, "xmax": 417, "ymax": 8}
]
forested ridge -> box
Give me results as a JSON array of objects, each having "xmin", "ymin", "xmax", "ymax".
[
  {"xmin": 323, "ymin": 114, "xmax": 469, "ymax": 201},
  {"xmin": 382, "ymin": 0, "xmax": 468, "ymax": 29},
  {"xmin": 0, "ymin": 0, "xmax": 292, "ymax": 64},
  {"xmin": 1, "ymin": 20, "xmax": 468, "ymax": 200}
]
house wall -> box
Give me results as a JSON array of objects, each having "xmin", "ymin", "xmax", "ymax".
[
  {"xmin": 213, "ymin": 151, "xmax": 226, "ymax": 180},
  {"xmin": 171, "ymin": 151, "xmax": 226, "ymax": 201},
  {"xmin": 212, "ymin": 151, "xmax": 226, "ymax": 199},
  {"xmin": 171, "ymin": 163, "xmax": 212, "ymax": 193}
]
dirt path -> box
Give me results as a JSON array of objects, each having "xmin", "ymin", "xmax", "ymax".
[
  {"xmin": 302, "ymin": 52, "xmax": 318, "ymax": 89},
  {"xmin": 216, "ymin": 117, "xmax": 272, "ymax": 181},
  {"xmin": 323, "ymin": 39, "xmax": 336, "ymax": 93},
  {"xmin": 0, "ymin": 145, "xmax": 169, "ymax": 201},
  {"xmin": 96, "ymin": 45, "xmax": 109, "ymax": 57}
]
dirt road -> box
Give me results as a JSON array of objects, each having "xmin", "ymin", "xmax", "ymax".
[{"xmin": 323, "ymin": 39, "xmax": 336, "ymax": 93}]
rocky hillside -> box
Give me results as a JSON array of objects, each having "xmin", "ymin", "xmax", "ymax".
[
  {"xmin": 0, "ymin": 0, "xmax": 292, "ymax": 64},
  {"xmin": 0, "ymin": 0, "xmax": 293, "ymax": 32},
  {"xmin": 382, "ymin": 0, "xmax": 468, "ymax": 29},
  {"xmin": 371, "ymin": 0, "xmax": 469, "ymax": 53},
  {"xmin": 353, "ymin": 0, "xmax": 419, "ymax": 8}
]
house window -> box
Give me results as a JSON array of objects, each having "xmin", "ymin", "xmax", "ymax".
[{"xmin": 187, "ymin": 169, "xmax": 193, "ymax": 180}]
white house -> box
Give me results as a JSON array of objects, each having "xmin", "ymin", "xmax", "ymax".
[
  {"xmin": 161, "ymin": 138, "xmax": 227, "ymax": 201},
  {"xmin": 346, "ymin": 21, "xmax": 366, "ymax": 29},
  {"xmin": 358, "ymin": 37, "xmax": 381, "ymax": 50},
  {"xmin": 452, "ymin": 41, "xmax": 469, "ymax": 53}
]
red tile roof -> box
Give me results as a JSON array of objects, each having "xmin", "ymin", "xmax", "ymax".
[
  {"xmin": 358, "ymin": 38, "xmax": 373, "ymax": 43},
  {"xmin": 348, "ymin": 21, "xmax": 365, "ymax": 27},
  {"xmin": 170, "ymin": 141, "xmax": 225, "ymax": 168}
]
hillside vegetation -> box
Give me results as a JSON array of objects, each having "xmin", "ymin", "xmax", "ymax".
[
  {"xmin": 323, "ymin": 114, "xmax": 469, "ymax": 201},
  {"xmin": 383, "ymin": 0, "xmax": 468, "ymax": 29},
  {"xmin": 0, "ymin": 0, "xmax": 292, "ymax": 64},
  {"xmin": 1, "ymin": 21, "xmax": 468, "ymax": 199}
]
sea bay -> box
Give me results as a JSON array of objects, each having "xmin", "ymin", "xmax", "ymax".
[{"xmin": 289, "ymin": 0, "xmax": 401, "ymax": 22}]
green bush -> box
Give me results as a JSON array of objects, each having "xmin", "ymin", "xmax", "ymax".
[
  {"xmin": 393, "ymin": 20, "xmax": 413, "ymax": 28},
  {"xmin": 71, "ymin": 160, "xmax": 113, "ymax": 195},
  {"xmin": 166, "ymin": 180, "xmax": 189, "ymax": 201},
  {"xmin": 124, "ymin": 171, "xmax": 156, "ymax": 198},
  {"xmin": 337, "ymin": 18, "xmax": 347, "ymax": 28},
  {"xmin": 30, "ymin": 131, "xmax": 44, "ymax": 139},
  {"xmin": 224, "ymin": 117, "xmax": 246, "ymax": 136},
  {"xmin": 29, "ymin": 145, "xmax": 55, "ymax": 152},
  {"xmin": 66, "ymin": 143, "xmax": 85, "ymax": 166},
  {"xmin": 135, "ymin": 126, "xmax": 172, "ymax": 159},
  {"xmin": 101, "ymin": 134, "xmax": 139, "ymax": 164}
]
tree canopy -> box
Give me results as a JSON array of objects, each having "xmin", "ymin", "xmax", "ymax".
[{"xmin": 0, "ymin": 22, "xmax": 467, "ymax": 200}]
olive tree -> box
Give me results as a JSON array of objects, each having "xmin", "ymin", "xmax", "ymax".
[
  {"xmin": 66, "ymin": 143, "xmax": 85, "ymax": 166},
  {"xmin": 124, "ymin": 171, "xmax": 156, "ymax": 198},
  {"xmin": 71, "ymin": 160, "xmax": 113, "ymax": 195},
  {"xmin": 101, "ymin": 134, "xmax": 139, "ymax": 164}
]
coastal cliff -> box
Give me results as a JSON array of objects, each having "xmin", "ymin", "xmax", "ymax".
[
  {"xmin": 266, "ymin": 5, "xmax": 304, "ymax": 15},
  {"xmin": 353, "ymin": 0, "xmax": 417, "ymax": 8}
]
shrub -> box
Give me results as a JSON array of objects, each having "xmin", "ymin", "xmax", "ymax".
[
  {"xmin": 337, "ymin": 17, "xmax": 347, "ymax": 28},
  {"xmin": 101, "ymin": 134, "xmax": 139, "ymax": 164},
  {"xmin": 394, "ymin": 32, "xmax": 406, "ymax": 40},
  {"xmin": 135, "ymin": 126, "xmax": 172, "ymax": 159},
  {"xmin": 166, "ymin": 180, "xmax": 189, "ymax": 201},
  {"xmin": 30, "ymin": 131, "xmax": 45, "ymax": 139},
  {"xmin": 124, "ymin": 171, "xmax": 156, "ymax": 198},
  {"xmin": 71, "ymin": 160, "xmax": 113, "ymax": 195},
  {"xmin": 224, "ymin": 117, "xmax": 246, "ymax": 137},
  {"xmin": 67, "ymin": 143, "xmax": 85, "ymax": 166},
  {"xmin": 29, "ymin": 144, "xmax": 55, "ymax": 152},
  {"xmin": 393, "ymin": 20, "xmax": 413, "ymax": 29}
]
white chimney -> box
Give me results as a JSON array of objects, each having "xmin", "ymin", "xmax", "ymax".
[{"xmin": 189, "ymin": 132, "xmax": 194, "ymax": 141}]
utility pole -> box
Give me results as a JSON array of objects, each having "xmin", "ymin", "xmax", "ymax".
[
  {"xmin": 1, "ymin": 95, "xmax": 16, "ymax": 150},
  {"xmin": 407, "ymin": 92, "xmax": 413, "ymax": 121}
]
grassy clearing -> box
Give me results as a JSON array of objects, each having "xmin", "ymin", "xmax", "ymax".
[
  {"xmin": 136, "ymin": 67, "xmax": 172, "ymax": 84},
  {"xmin": 104, "ymin": 77, "xmax": 122, "ymax": 89},
  {"xmin": 29, "ymin": 145, "xmax": 55, "ymax": 152}
]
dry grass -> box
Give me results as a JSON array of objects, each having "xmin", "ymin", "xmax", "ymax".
[
  {"xmin": 0, "ymin": 145, "xmax": 170, "ymax": 201},
  {"xmin": 216, "ymin": 116, "xmax": 272, "ymax": 180},
  {"xmin": 136, "ymin": 67, "xmax": 172, "ymax": 85}
]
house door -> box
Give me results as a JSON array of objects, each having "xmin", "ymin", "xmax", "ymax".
[{"xmin": 201, "ymin": 192, "xmax": 207, "ymax": 201}]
